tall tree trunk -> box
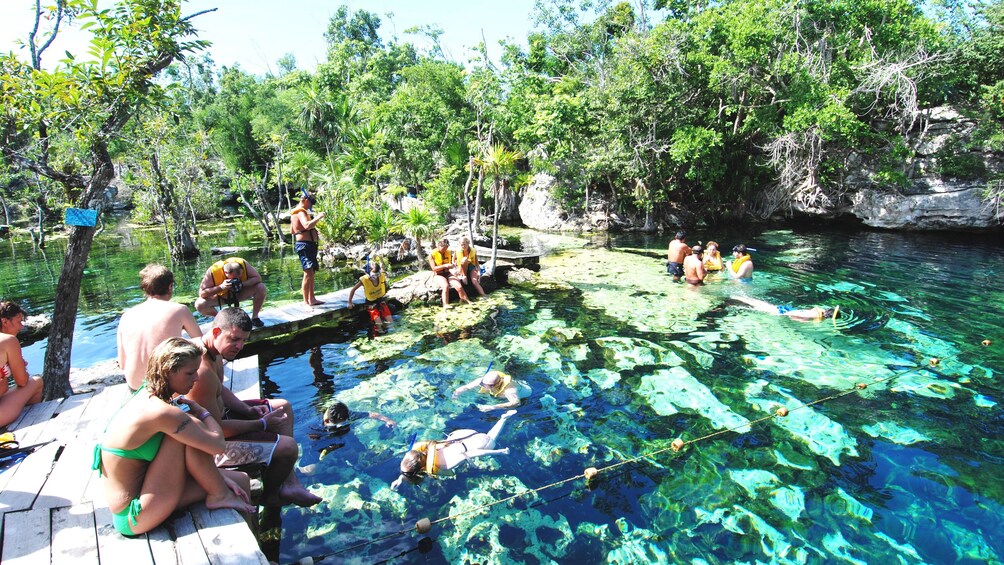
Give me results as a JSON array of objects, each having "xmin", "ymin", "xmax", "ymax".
[
  {"xmin": 473, "ymin": 168, "xmax": 485, "ymax": 236},
  {"xmin": 463, "ymin": 156, "xmax": 475, "ymax": 244},
  {"xmin": 35, "ymin": 203, "xmax": 45, "ymax": 249},
  {"xmin": 41, "ymin": 159, "xmax": 114, "ymax": 399},
  {"xmin": 489, "ymin": 181, "xmax": 501, "ymax": 274},
  {"xmin": 0, "ymin": 193, "xmax": 9, "ymax": 225}
]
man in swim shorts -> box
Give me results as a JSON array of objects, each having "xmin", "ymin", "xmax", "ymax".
[
  {"xmin": 291, "ymin": 189, "xmax": 326, "ymax": 307},
  {"xmin": 683, "ymin": 244, "xmax": 707, "ymax": 286},
  {"xmin": 667, "ymin": 231, "xmax": 690, "ymax": 281},
  {"xmin": 189, "ymin": 307, "xmax": 321, "ymax": 507}
]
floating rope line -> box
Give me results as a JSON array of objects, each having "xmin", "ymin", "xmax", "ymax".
[{"xmin": 303, "ymin": 341, "xmax": 988, "ymax": 563}]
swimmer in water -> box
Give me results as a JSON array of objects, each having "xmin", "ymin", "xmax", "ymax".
[{"xmin": 732, "ymin": 295, "xmax": 839, "ymax": 322}]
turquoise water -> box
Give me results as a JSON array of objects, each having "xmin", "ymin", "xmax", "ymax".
[
  {"xmin": 2, "ymin": 223, "xmax": 1002, "ymax": 563},
  {"xmin": 264, "ymin": 229, "xmax": 1004, "ymax": 563}
]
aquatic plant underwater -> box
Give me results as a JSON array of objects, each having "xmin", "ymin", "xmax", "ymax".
[{"xmin": 266, "ymin": 230, "xmax": 1002, "ymax": 563}]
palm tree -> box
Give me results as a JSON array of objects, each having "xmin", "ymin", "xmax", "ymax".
[
  {"xmin": 397, "ymin": 206, "xmax": 435, "ymax": 267},
  {"xmin": 477, "ymin": 144, "xmax": 520, "ymax": 275}
]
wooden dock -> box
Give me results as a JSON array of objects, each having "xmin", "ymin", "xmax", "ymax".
[{"xmin": 0, "ymin": 356, "xmax": 268, "ymax": 564}]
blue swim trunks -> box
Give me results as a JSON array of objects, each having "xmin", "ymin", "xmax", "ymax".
[
  {"xmin": 777, "ymin": 305, "xmax": 794, "ymax": 314},
  {"xmin": 295, "ymin": 241, "xmax": 319, "ymax": 271}
]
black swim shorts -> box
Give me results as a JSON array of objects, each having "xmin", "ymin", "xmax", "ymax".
[
  {"xmin": 666, "ymin": 261, "xmax": 684, "ymax": 277},
  {"xmin": 295, "ymin": 241, "xmax": 319, "ymax": 271}
]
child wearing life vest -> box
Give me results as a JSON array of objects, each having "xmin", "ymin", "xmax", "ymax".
[{"xmin": 347, "ymin": 262, "xmax": 393, "ymax": 332}]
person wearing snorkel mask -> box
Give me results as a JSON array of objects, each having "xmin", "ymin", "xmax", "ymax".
[
  {"xmin": 347, "ymin": 262, "xmax": 393, "ymax": 333},
  {"xmin": 322, "ymin": 401, "xmax": 396, "ymax": 433},
  {"xmin": 452, "ymin": 370, "xmax": 532, "ymax": 412},
  {"xmin": 390, "ymin": 409, "xmax": 516, "ymax": 491}
]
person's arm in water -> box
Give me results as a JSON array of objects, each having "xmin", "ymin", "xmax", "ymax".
[
  {"xmin": 363, "ymin": 411, "xmax": 396, "ymax": 427},
  {"xmin": 346, "ymin": 281, "xmax": 363, "ymax": 309},
  {"xmin": 451, "ymin": 376, "xmax": 482, "ymax": 399},
  {"xmin": 477, "ymin": 386, "xmax": 520, "ymax": 412}
]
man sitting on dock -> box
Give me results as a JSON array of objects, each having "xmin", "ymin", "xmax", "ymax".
[
  {"xmin": 195, "ymin": 257, "xmax": 267, "ymax": 328},
  {"xmin": 117, "ymin": 264, "xmax": 203, "ymax": 391},
  {"xmin": 188, "ymin": 307, "xmax": 322, "ymax": 507}
]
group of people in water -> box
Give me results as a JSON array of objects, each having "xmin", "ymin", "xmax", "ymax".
[{"xmin": 666, "ymin": 231, "xmax": 754, "ymax": 285}]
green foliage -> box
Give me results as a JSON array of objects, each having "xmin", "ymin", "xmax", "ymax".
[{"xmin": 935, "ymin": 145, "xmax": 988, "ymax": 180}]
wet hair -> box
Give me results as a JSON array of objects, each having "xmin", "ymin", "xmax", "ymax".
[
  {"xmin": 439, "ymin": 237, "xmax": 450, "ymax": 247},
  {"xmin": 325, "ymin": 401, "xmax": 350, "ymax": 426},
  {"xmin": 0, "ymin": 301, "xmax": 25, "ymax": 322},
  {"xmin": 733, "ymin": 244, "xmax": 747, "ymax": 255},
  {"xmin": 214, "ymin": 307, "xmax": 252, "ymax": 332},
  {"xmin": 139, "ymin": 264, "xmax": 174, "ymax": 296},
  {"xmin": 400, "ymin": 449, "xmax": 425, "ymax": 478},
  {"xmin": 145, "ymin": 337, "xmax": 204, "ymax": 401},
  {"xmin": 460, "ymin": 237, "xmax": 470, "ymax": 247},
  {"xmin": 675, "ymin": 231, "xmax": 686, "ymax": 240},
  {"xmin": 822, "ymin": 307, "xmax": 837, "ymax": 319},
  {"xmin": 706, "ymin": 241, "xmax": 719, "ymax": 250},
  {"xmin": 691, "ymin": 245, "xmax": 703, "ymax": 255},
  {"xmin": 370, "ymin": 262, "xmax": 382, "ymax": 275}
]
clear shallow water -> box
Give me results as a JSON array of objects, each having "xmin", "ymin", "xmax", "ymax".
[
  {"xmin": 263, "ymin": 228, "xmax": 1004, "ymax": 564},
  {"xmin": 2, "ymin": 223, "xmax": 1002, "ymax": 563},
  {"xmin": 0, "ymin": 216, "xmax": 363, "ymax": 370}
]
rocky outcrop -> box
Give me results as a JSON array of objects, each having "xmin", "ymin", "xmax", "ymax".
[
  {"xmin": 518, "ymin": 174, "xmax": 635, "ymax": 232},
  {"xmin": 798, "ymin": 107, "xmax": 1003, "ymax": 230},
  {"xmin": 848, "ymin": 180, "xmax": 999, "ymax": 230}
]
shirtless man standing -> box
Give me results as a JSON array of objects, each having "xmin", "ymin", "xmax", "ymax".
[
  {"xmin": 290, "ymin": 190, "xmax": 326, "ymax": 307},
  {"xmin": 188, "ymin": 307, "xmax": 321, "ymax": 507},
  {"xmin": 666, "ymin": 231, "xmax": 691, "ymax": 282},
  {"xmin": 683, "ymin": 245, "xmax": 707, "ymax": 286},
  {"xmin": 117, "ymin": 264, "xmax": 202, "ymax": 391}
]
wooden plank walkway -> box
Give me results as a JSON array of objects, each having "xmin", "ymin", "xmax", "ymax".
[{"xmin": 0, "ymin": 356, "xmax": 268, "ymax": 564}]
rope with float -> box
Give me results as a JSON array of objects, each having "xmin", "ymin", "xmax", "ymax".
[{"xmin": 299, "ymin": 339, "xmax": 992, "ymax": 563}]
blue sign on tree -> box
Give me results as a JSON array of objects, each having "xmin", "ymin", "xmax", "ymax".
[{"xmin": 64, "ymin": 208, "xmax": 98, "ymax": 227}]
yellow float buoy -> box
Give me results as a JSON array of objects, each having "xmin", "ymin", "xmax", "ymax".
[
  {"xmin": 775, "ymin": 406, "xmax": 789, "ymax": 417},
  {"xmin": 671, "ymin": 438, "xmax": 685, "ymax": 452}
]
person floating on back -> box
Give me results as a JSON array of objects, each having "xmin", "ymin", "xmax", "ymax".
[
  {"xmin": 347, "ymin": 262, "xmax": 393, "ymax": 333},
  {"xmin": 390, "ymin": 409, "xmax": 516, "ymax": 490},
  {"xmin": 452, "ymin": 369, "xmax": 532, "ymax": 412},
  {"xmin": 733, "ymin": 295, "xmax": 840, "ymax": 322}
]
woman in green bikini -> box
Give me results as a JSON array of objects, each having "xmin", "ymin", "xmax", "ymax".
[{"xmin": 93, "ymin": 338, "xmax": 255, "ymax": 536}]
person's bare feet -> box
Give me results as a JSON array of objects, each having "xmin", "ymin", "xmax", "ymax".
[
  {"xmin": 309, "ymin": 300, "xmax": 325, "ymax": 306},
  {"xmin": 278, "ymin": 484, "xmax": 323, "ymax": 507},
  {"xmin": 205, "ymin": 490, "xmax": 256, "ymax": 514}
]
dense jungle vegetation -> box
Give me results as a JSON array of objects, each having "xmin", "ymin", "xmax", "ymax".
[{"xmin": 0, "ymin": 0, "xmax": 1002, "ymax": 396}]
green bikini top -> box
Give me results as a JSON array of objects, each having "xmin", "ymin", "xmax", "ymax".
[{"xmin": 91, "ymin": 385, "xmax": 166, "ymax": 475}]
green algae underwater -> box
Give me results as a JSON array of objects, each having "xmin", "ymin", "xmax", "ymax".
[{"xmin": 263, "ymin": 229, "xmax": 1004, "ymax": 564}]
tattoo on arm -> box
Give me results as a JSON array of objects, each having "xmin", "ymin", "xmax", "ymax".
[{"xmin": 175, "ymin": 419, "xmax": 192, "ymax": 434}]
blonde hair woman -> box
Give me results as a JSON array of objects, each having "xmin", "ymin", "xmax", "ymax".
[{"xmin": 92, "ymin": 337, "xmax": 254, "ymax": 536}]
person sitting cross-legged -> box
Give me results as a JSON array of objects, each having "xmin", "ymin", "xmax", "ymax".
[{"xmin": 92, "ymin": 337, "xmax": 255, "ymax": 537}]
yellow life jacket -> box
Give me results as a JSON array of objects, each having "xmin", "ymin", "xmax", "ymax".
[
  {"xmin": 360, "ymin": 273, "xmax": 387, "ymax": 302},
  {"xmin": 431, "ymin": 249, "xmax": 453, "ymax": 267},
  {"xmin": 456, "ymin": 246, "xmax": 477, "ymax": 266},
  {"xmin": 479, "ymin": 372, "xmax": 513, "ymax": 398},
  {"xmin": 730, "ymin": 254, "xmax": 750, "ymax": 275},
  {"xmin": 209, "ymin": 258, "xmax": 249, "ymax": 297},
  {"xmin": 414, "ymin": 440, "xmax": 441, "ymax": 476},
  {"xmin": 704, "ymin": 251, "xmax": 723, "ymax": 271}
]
